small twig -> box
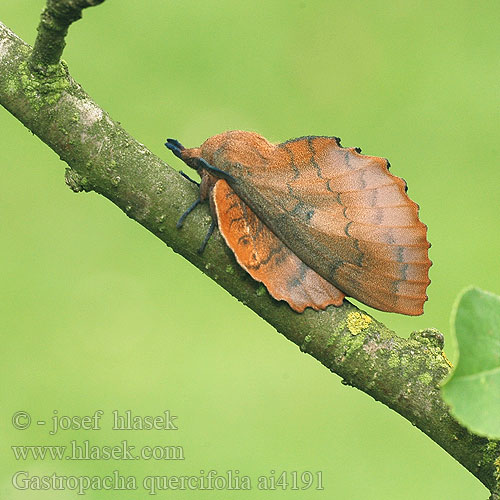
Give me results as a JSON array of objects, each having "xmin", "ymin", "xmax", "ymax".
[{"xmin": 30, "ymin": 0, "xmax": 105, "ymax": 71}]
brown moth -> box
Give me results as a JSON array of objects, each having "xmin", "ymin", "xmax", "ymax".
[{"xmin": 166, "ymin": 130, "xmax": 431, "ymax": 315}]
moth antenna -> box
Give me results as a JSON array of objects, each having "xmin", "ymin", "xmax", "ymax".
[
  {"xmin": 177, "ymin": 198, "xmax": 201, "ymax": 228},
  {"xmin": 179, "ymin": 170, "xmax": 200, "ymax": 186},
  {"xmin": 166, "ymin": 138, "xmax": 185, "ymax": 150},
  {"xmin": 165, "ymin": 140, "xmax": 184, "ymax": 159},
  {"xmin": 197, "ymin": 158, "xmax": 236, "ymax": 182},
  {"xmin": 198, "ymin": 220, "xmax": 216, "ymax": 254}
]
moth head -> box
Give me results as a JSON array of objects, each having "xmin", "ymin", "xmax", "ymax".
[{"xmin": 175, "ymin": 147, "xmax": 202, "ymax": 171}]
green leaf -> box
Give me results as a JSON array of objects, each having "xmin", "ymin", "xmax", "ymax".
[{"xmin": 441, "ymin": 287, "xmax": 500, "ymax": 438}]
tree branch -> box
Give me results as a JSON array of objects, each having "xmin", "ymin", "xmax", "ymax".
[
  {"xmin": 30, "ymin": 0, "xmax": 105, "ymax": 70},
  {"xmin": 0, "ymin": 9, "xmax": 499, "ymax": 496}
]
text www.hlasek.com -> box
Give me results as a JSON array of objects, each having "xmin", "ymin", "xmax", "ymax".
[{"xmin": 12, "ymin": 440, "xmax": 184, "ymax": 461}]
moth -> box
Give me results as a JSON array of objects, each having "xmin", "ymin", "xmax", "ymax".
[{"xmin": 166, "ymin": 131, "xmax": 431, "ymax": 315}]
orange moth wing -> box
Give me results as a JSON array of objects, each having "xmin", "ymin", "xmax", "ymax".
[
  {"xmin": 169, "ymin": 131, "xmax": 432, "ymax": 315},
  {"xmin": 229, "ymin": 135, "xmax": 431, "ymax": 315},
  {"xmin": 212, "ymin": 179, "xmax": 345, "ymax": 312}
]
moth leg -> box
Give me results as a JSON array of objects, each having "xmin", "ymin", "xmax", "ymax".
[
  {"xmin": 198, "ymin": 220, "xmax": 216, "ymax": 254},
  {"xmin": 165, "ymin": 139, "xmax": 185, "ymax": 159},
  {"xmin": 197, "ymin": 158, "xmax": 236, "ymax": 182},
  {"xmin": 177, "ymin": 198, "xmax": 201, "ymax": 228},
  {"xmin": 179, "ymin": 170, "xmax": 200, "ymax": 186}
]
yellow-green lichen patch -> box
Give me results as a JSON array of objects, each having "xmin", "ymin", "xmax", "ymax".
[
  {"xmin": 225, "ymin": 264, "xmax": 235, "ymax": 274},
  {"xmin": 388, "ymin": 352, "xmax": 400, "ymax": 369},
  {"xmin": 418, "ymin": 372, "xmax": 433, "ymax": 386},
  {"xmin": 347, "ymin": 311, "xmax": 372, "ymax": 335},
  {"xmin": 19, "ymin": 60, "xmax": 70, "ymax": 112},
  {"xmin": 300, "ymin": 334, "xmax": 313, "ymax": 352},
  {"xmin": 6, "ymin": 78, "xmax": 17, "ymax": 95},
  {"xmin": 333, "ymin": 329, "xmax": 366, "ymax": 359},
  {"xmin": 255, "ymin": 284, "xmax": 267, "ymax": 297},
  {"xmin": 327, "ymin": 320, "xmax": 346, "ymax": 346}
]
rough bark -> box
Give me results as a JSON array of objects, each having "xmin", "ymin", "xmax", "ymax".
[{"xmin": 0, "ymin": 5, "xmax": 499, "ymax": 496}]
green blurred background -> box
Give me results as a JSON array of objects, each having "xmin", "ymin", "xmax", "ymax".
[{"xmin": 1, "ymin": 1, "xmax": 498, "ymax": 498}]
